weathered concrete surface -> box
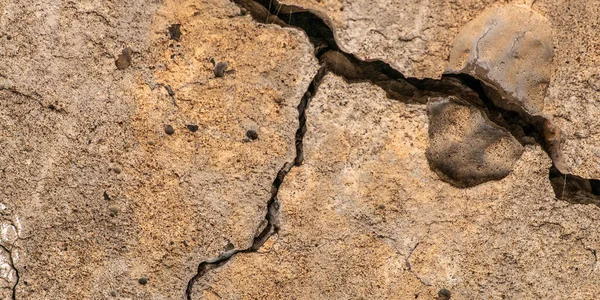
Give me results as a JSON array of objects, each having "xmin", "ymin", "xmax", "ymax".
[
  {"xmin": 192, "ymin": 74, "xmax": 600, "ymax": 299},
  {"xmin": 281, "ymin": 0, "xmax": 513, "ymax": 79},
  {"xmin": 5, "ymin": 0, "xmax": 600, "ymax": 299},
  {"xmin": 279, "ymin": 0, "xmax": 600, "ymax": 179},
  {"xmin": 535, "ymin": 1, "xmax": 600, "ymax": 179},
  {"xmin": 446, "ymin": 4, "xmax": 554, "ymax": 117},
  {"xmin": 0, "ymin": 0, "xmax": 317, "ymax": 298}
]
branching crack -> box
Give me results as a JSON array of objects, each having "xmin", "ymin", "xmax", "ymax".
[
  {"xmin": 236, "ymin": 0, "xmax": 600, "ymax": 203},
  {"xmin": 184, "ymin": 68, "xmax": 326, "ymax": 299},
  {"xmin": 186, "ymin": 0, "xmax": 600, "ymax": 297}
]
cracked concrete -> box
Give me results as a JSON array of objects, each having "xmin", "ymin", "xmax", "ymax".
[{"xmin": 4, "ymin": 0, "xmax": 600, "ymax": 299}]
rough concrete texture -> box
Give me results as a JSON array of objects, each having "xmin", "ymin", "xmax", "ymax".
[
  {"xmin": 280, "ymin": 0, "xmax": 512, "ymax": 79},
  {"xmin": 4, "ymin": 0, "xmax": 600, "ymax": 299},
  {"xmin": 0, "ymin": 0, "xmax": 317, "ymax": 298},
  {"xmin": 426, "ymin": 97, "xmax": 524, "ymax": 187},
  {"xmin": 279, "ymin": 0, "xmax": 600, "ymax": 179},
  {"xmin": 191, "ymin": 74, "xmax": 600, "ymax": 299},
  {"xmin": 446, "ymin": 4, "xmax": 553, "ymax": 116}
]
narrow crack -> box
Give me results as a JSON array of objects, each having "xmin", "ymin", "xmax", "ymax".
[
  {"xmin": 184, "ymin": 68, "xmax": 326, "ymax": 299},
  {"xmin": 0, "ymin": 244, "xmax": 19, "ymax": 300}
]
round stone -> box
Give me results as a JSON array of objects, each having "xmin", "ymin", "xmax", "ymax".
[
  {"xmin": 246, "ymin": 129, "xmax": 258, "ymax": 140},
  {"xmin": 164, "ymin": 125, "xmax": 175, "ymax": 135}
]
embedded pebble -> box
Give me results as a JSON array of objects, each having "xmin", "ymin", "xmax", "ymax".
[
  {"xmin": 214, "ymin": 62, "xmax": 228, "ymax": 77},
  {"xmin": 246, "ymin": 129, "xmax": 258, "ymax": 140},
  {"xmin": 115, "ymin": 47, "xmax": 132, "ymax": 70},
  {"xmin": 186, "ymin": 124, "xmax": 198, "ymax": 132},
  {"xmin": 426, "ymin": 97, "xmax": 524, "ymax": 187},
  {"xmin": 447, "ymin": 4, "xmax": 553, "ymax": 115},
  {"xmin": 138, "ymin": 277, "xmax": 148, "ymax": 285},
  {"xmin": 164, "ymin": 125, "xmax": 175, "ymax": 135}
]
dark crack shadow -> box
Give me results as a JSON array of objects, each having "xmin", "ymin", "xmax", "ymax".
[{"xmin": 185, "ymin": 67, "xmax": 326, "ymax": 299}]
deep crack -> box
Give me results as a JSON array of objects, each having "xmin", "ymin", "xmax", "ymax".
[
  {"xmin": 235, "ymin": 0, "xmax": 600, "ymax": 202},
  {"xmin": 184, "ymin": 68, "xmax": 326, "ymax": 299},
  {"xmin": 186, "ymin": 0, "xmax": 600, "ymax": 297}
]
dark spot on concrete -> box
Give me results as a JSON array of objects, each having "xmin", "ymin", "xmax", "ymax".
[
  {"xmin": 164, "ymin": 125, "xmax": 175, "ymax": 135},
  {"xmin": 115, "ymin": 47, "xmax": 132, "ymax": 70},
  {"xmin": 165, "ymin": 85, "xmax": 175, "ymax": 96},
  {"xmin": 6, "ymin": 35, "xmax": 11, "ymax": 40},
  {"xmin": 438, "ymin": 288, "xmax": 451, "ymax": 300},
  {"xmin": 113, "ymin": 167, "xmax": 121, "ymax": 174},
  {"xmin": 138, "ymin": 277, "xmax": 148, "ymax": 285},
  {"xmin": 224, "ymin": 242, "xmax": 235, "ymax": 251},
  {"xmin": 110, "ymin": 290, "xmax": 117, "ymax": 297},
  {"xmin": 168, "ymin": 24, "xmax": 181, "ymax": 41},
  {"xmin": 186, "ymin": 124, "xmax": 199, "ymax": 132},
  {"xmin": 103, "ymin": 191, "xmax": 111, "ymax": 201},
  {"xmin": 246, "ymin": 129, "xmax": 258, "ymax": 140},
  {"xmin": 214, "ymin": 62, "xmax": 228, "ymax": 77}
]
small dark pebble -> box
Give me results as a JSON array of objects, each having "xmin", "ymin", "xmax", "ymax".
[
  {"xmin": 115, "ymin": 47, "xmax": 132, "ymax": 70},
  {"xmin": 246, "ymin": 129, "xmax": 258, "ymax": 140},
  {"xmin": 186, "ymin": 124, "xmax": 199, "ymax": 132},
  {"xmin": 224, "ymin": 242, "xmax": 235, "ymax": 251},
  {"xmin": 103, "ymin": 191, "xmax": 111, "ymax": 201},
  {"xmin": 214, "ymin": 62, "xmax": 228, "ymax": 77},
  {"xmin": 164, "ymin": 125, "xmax": 175, "ymax": 135},
  {"xmin": 6, "ymin": 35, "xmax": 11, "ymax": 40},
  {"xmin": 113, "ymin": 167, "xmax": 121, "ymax": 174},
  {"xmin": 438, "ymin": 288, "xmax": 451, "ymax": 300},
  {"xmin": 168, "ymin": 24, "xmax": 181, "ymax": 41},
  {"xmin": 110, "ymin": 290, "xmax": 117, "ymax": 297},
  {"xmin": 138, "ymin": 277, "xmax": 148, "ymax": 285}
]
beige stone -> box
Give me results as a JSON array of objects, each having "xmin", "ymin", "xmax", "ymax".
[{"xmin": 446, "ymin": 4, "xmax": 553, "ymax": 116}]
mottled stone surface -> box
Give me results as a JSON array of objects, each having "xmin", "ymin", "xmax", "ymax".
[
  {"xmin": 4, "ymin": 0, "xmax": 600, "ymax": 299},
  {"xmin": 0, "ymin": 0, "xmax": 317, "ymax": 298},
  {"xmin": 426, "ymin": 97, "xmax": 524, "ymax": 187},
  {"xmin": 446, "ymin": 4, "xmax": 553, "ymax": 116},
  {"xmin": 191, "ymin": 74, "xmax": 600, "ymax": 299}
]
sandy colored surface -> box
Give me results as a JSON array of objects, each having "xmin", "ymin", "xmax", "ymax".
[{"xmin": 3, "ymin": 0, "xmax": 600, "ymax": 299}]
